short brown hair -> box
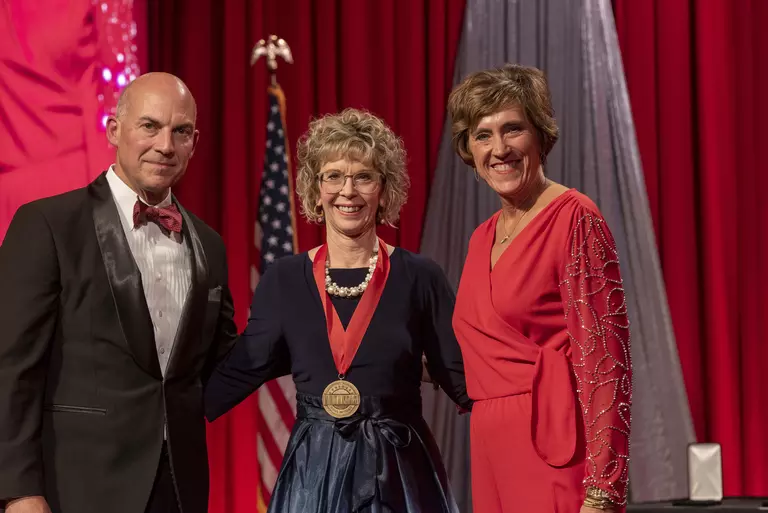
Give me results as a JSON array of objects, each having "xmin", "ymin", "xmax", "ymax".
[
  {"xmin": 447, "ymin": 64, "xmax": 559, "ymax": 166},
  {"xmin": 296, "ymin": 108, "xmax": 409, "ymax": 226}
]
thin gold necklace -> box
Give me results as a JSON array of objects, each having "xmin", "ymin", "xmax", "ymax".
[
  {"xmin": 499, "ymin": 208, "xmax": 530, "ymax": 245},
  {"xmin": 498, "ymin": 178, "xmax": 551, "ymax": 244}
]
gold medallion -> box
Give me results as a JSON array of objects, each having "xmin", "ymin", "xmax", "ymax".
[{"xmin": 322, "ymin": 379, "xmax": 361, "ymax": 419}]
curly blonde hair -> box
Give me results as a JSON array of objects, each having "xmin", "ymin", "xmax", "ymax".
[
  {"xmin": 447, "ymin": 64, "xmax": 560, "ymax": 166},
  {"xmin": 296, "ymin": 108, "xmax": 409, "ymax": 226}
]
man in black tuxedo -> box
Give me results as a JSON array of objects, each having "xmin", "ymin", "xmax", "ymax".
[{"xmin": 0, "ymin": 72, "xmax": 237, "ymax": 513}]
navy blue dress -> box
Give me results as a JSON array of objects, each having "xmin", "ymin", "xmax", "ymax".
[{"xmin": 205, "ymin": 248, "xmax": 472, "ymax": 513}]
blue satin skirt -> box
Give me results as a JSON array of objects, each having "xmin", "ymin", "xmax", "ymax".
[{"xmin": 267, "ymin": 393, "xmax": 460, "ymax": 513}]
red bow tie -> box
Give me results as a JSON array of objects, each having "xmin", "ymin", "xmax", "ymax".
[{"xmin": 132, "ymin": 200, "xmax": 183, "ymax": 233}]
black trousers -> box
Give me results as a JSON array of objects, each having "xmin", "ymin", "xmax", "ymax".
[{"xmin": 145, "ymin": 443, "xmax": 180, "ymax": 513}]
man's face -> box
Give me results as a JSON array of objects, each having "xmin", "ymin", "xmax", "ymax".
[{"xmin": 107, "ymin": 79, "xmax": 199, "ymax": 202}]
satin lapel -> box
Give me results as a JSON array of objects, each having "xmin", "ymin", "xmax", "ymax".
[
  {"xmin": 89, "ymin": 174, "xmax": 162, "ymax": 379},
  {"xmin": 166, "ymin": 201, "xmax": 208, "ymax": 378}
]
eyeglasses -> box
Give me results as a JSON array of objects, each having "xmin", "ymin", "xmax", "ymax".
[{"xmin": 318, "ymin": 170, "xmax": 382, "ymax": 194}]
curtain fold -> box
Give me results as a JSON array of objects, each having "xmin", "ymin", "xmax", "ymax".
[{"xmin": 614, "ymin": 0, "xmax": 768, "ymax": 496}]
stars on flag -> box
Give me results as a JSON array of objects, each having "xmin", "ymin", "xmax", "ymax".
[{"xmin": 257, "ymin": 88, "xmax": 295, "ymax": 273}]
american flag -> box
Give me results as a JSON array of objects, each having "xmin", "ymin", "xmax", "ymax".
[{"xmin": 252, "ymin": 84, "xmax": 298, "ymax": 512}]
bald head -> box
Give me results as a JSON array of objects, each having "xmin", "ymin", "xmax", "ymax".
[
  {"xmin": 116, "ymin": 72, "xmax": 197, "ymax": 122},
  {"xmin": 107, "ymin": 72, "xmax": 200, "ymax": 205}
]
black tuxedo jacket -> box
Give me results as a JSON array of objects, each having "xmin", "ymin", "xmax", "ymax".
[{"xmin": 0, "ymin": 173, "xmax": 237, "ymax": 513}]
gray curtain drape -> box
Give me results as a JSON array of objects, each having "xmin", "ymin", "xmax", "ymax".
[{"xmin": 420, "ymin": 0, "xmax": 696, "ymax": 509}]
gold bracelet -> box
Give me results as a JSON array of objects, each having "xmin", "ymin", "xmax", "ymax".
[{"xmin": 583, "ymin": 486, "xmax": 616, "ymax": 510}]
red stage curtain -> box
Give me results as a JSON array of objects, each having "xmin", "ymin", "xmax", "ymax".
[
  {"xmin": 147, "ymin": 1, "xmax": 466, "ymax": 511},
  {"xmin": 614, "ymin": 0, "xmax": 768, "ymax": 496}
]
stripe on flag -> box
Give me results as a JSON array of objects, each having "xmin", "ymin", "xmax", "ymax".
[{"xmin": 251, "ymin": 84, "xmax": 298, "ymax": 511}]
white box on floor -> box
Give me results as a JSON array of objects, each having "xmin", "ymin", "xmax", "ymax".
[{"xmin": 687, "ymin": 442, "xmax": 723, "ymax": 502}]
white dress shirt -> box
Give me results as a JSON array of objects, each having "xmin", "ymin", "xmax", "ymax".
[{"xmin": 106, "ymin": 166, "xmax": 192, "ymax": 377}]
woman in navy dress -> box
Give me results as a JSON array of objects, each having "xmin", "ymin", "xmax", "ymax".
[{"xmin": 204, "ymin": 108, "xmax": 471, "ymax": 513}]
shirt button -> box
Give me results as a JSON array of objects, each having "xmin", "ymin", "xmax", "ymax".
[
  {"xmin": 156, "ymin": 273, "xmax": 162, "ymax": 281},
  {"xmin": 158, "ymin": 311, "xmax": 163, "ymax": 318},
  {"xmin": 159, "ymin": 347, "xmax": 166, "ymax": 355}
]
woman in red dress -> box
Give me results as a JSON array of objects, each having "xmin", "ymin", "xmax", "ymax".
[{"xmin": 448, "ymin": 64, "xmax": 632, "ymax": 513}]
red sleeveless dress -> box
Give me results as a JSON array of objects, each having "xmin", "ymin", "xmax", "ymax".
[{"xmin": 453, "ymin": 190, "xmax": 631, "ymax": 513}]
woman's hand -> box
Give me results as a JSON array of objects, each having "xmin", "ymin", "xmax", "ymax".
[
  {"xmin": 420, "ymin": 355, "xmax": 439, "ymax": 390},
  {"xmin": 421, "ymin": 355, "xmax": 433, "ymax": 383},
  {"xmin": 580, "ymin": 505, "xmax": 617, "ymax": 513}
]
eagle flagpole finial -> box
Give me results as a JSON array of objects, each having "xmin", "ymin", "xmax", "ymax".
[{"xmin": 251, "ymin": 35, "xmax": 293, "ymax": 85}]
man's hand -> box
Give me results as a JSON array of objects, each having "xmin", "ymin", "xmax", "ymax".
[{"xmin": 5, "ymin": 496, "xmax": 52, "ymax": 513}]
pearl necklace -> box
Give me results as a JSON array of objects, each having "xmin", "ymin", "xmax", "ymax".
[{"xmin": 325, "ymin": 243, "xmax": 379, "ymax": 298}]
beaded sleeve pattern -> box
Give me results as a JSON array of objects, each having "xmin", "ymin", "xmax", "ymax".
[{"xmin": 560, "ymin": 211, "xmax": 632, "ymax": 506}]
